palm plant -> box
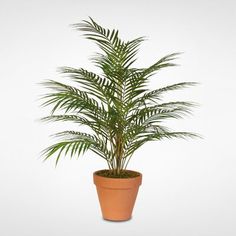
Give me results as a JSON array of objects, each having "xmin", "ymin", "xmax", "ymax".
[{"xmin": 40, "ymin": 17, "xmax": 199, "ymax": 176}]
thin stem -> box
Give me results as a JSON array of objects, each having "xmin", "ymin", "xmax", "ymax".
[{"xmin": 123, "ymin": 154, "xmax": 133, "ymax": 170}]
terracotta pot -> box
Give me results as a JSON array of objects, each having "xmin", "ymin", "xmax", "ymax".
[{"xmin": 93, "ymin": 169, "xmax": 142, "ymax": 221}]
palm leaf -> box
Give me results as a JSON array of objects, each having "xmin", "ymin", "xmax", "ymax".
[
  {"xmin": 142, "ymin": 52, "xmax": 181, "ymax": 77},
  {"xmin": 125, "ymin": 131, "xmax": 199, "ymax": 158}
]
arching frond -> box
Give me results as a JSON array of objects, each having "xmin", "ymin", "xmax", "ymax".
[
  {"xmin": 142, "ymin": 52, "xmax": 181, "ymax": 77},
  {"xmin": 40, "ymin": 80, "xmax": 108, "ymax": 121},
  {"xmin": 124, "ymin": 131, "xmax": 200, "ymax": 158},
  {"xmin": 59, "ymin": 67, "xmax": 116, "ymax": 104},
  {"xmin": 42, "ymin": 130, "xmax": 111, "ymax": 166}
]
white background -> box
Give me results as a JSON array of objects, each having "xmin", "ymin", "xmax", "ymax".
[{"xmin": 0, "ymin": 0, "xmax": 236, "ymax": 235}]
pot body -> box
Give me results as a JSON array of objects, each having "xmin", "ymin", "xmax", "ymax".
[{"xmin": 93, "ymin": 170, "xmax": 142, "ymax": 221}]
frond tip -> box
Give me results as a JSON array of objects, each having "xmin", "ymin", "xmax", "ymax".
[
  {"xmin": 152, "ymin": 131, "xmax": 202, "ymax": 140},
  {"xmin": 41, "ymin": 140, "xmax": 93, "ymax": 166}
]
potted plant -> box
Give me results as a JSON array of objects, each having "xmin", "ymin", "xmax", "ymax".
[{"xmin": 40, "ymin": 17, "xmax": 199, "ymax": 221}]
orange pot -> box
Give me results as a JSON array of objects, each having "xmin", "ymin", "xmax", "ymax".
[{"xmin": 93, "ymin": 169, "xmax": 142, "ymax": 221}]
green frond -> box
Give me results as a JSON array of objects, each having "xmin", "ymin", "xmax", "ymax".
[
  {"xmin": 152, "ymin": 131, "xmax": 200, "ymax": 140},
  {"xmin": 51, "ymin": 130, "xmax": 97, "ymax": 140},
  {"xmin": 41, "ymin": 114, "xmax": 109, "ymax": 138},
  {"xmin": 40, "ymin": 80, "xmax": 108, "ymax": 119},
  {"xmin": 123, "ymin": 69, "xmax": 148, "ymax": 105},
  {"xmin": 72, "ymin": 17, "xmax": 122, "ymax": 56},
  {"xmin": 53, "ymin": 130, "xmax": 112, "ymax": 161},
  {"xmin": 59, "ymin": 66, "xmax": 117, "ymax": 104},
  {"xmin": 125, "ymin": 82, "xmax": 198, "ymax": 115},
  {"xmin": 141, "ymin": 82, "xmax": 198, "ymax": 101},
  {"xmin": 127, "ymin": 101, "xmax": 194, "ymax": 126},
  {"xmin": 124, "ymin": 131, "xmax": 199, "ymax": 158},
  {"xmin": 41, "ymin": 130, "xmax": 112, "ymax": 166},
  {"xmin": 41, "ymin": 140, "xmax": 93, "ymax": 166},
  {"xmin": 123, "ymin": 123, "xmax": 171, "ymax": 146},
  {"xmin": 73, "ymin": 18, "xmax": 145, "ymax": 79},
  {"xmin": 41, "ymin": 114, "xmax": 86, "ymax": 123},
  {"xmin": 142, "ymin": 52, "xmax": 182, "ymax": 77}
]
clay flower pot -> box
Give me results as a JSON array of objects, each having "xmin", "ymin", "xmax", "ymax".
[{"xmin": 93, "ymin": 169, "xmax": 142, "ymax": 221}]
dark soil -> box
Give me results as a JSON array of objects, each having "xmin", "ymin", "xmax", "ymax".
[{"xmin": 95, "ymin": 169, "xmax": 141, "ymax": 178}]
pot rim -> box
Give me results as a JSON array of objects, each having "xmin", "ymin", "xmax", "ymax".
[{"xmin": 93, "ymin": 169, "xmax": 142, "ymax": 179}]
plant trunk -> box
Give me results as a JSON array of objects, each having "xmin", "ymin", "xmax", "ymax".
[{"xmin": 115, "ymin": 133, "xmax": 123, "ymax": 175}]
